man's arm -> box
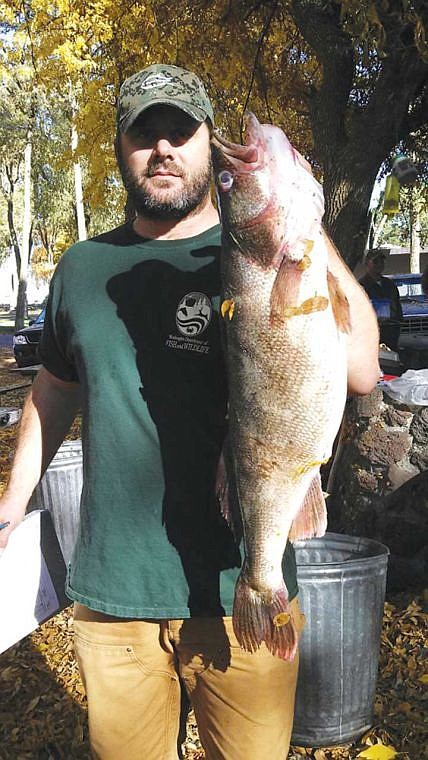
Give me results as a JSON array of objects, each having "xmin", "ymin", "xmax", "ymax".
[
  {"xmin": 325, "ymin": 233, "xmax": 381, "ymax": 396},
  {"xmin": 0, "ymin": 367, "xmax": 81, "ymax": 548}
]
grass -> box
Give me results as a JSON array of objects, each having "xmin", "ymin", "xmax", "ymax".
[{"xmin": 0, "ymin": 309, "xmax": 41, "ymax": 334}]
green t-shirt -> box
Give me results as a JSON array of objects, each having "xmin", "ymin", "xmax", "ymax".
[{"xmin": 39, "ymin": 222, "xmax": 297, "ymax": 618}]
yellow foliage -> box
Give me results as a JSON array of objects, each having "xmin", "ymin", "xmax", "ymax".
[
  {"xmin": 1, "ymin": 0, "xmax": 425, "ymax": 218},
  {"xmin": 357, "ymin": 744, "xmax": 397, "ymax": 759},
  {"xmin": 53, "ymin": 233, "xmax": 75, "ymax": 260}
]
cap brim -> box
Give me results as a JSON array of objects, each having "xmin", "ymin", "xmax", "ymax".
[{"xmin": 119, "ymin": 99, "xmax": 210, "ymax": 133}]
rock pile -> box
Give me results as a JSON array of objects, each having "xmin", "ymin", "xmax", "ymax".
[{"xmin": 326, "ymin": 387, "xmax": 427, "ymax": 588}]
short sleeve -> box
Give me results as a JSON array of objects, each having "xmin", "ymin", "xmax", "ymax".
[{"xmin": 38, "ymin": 263, "xmax": 79, "ymax": 383}]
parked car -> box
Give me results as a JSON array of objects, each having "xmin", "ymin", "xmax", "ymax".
[
  {"xmin": 387, "ymin": 273, "xmax": 428, "ymax": 335},
  {"xmin": 386, "ymin": 274, "xmax": 428, "ymax": 370},
  {"xmin": 13, "ymin": 308, "xmax": 45, "ymax": 367}
]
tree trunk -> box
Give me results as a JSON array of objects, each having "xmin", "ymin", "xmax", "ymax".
[
  {"xmin": 322, "ymin": 164, "xmax": 376, "ymax": 268},
  {"xmin": 70, "ymin": 82, "xmax": 87, "ymax": 241},
  {"xmin": 372, "ymin": 213, "xmax": 388, "ymax": 249},
  {"xmin": 15, "ymin": 134, "xmax": 33, "ymax": 331},
  {"xmin": 72, "ymin": 131, "xmax": 87, "ymax": 241},
  {"xmin": 290, "ymin": 0, "xmax": 428, "ymax": 270},
  {"xmin": 7, "ymin": 194, "xmax": 21, "ymax": 277},
  {"xmin": 409, "ymin": 200, "xmax": 421, "ymax": 274}
]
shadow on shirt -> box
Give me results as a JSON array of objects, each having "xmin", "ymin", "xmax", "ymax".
[{"xmin": 106, "ymin": 251, "xmax": 241, "ymax": 621}]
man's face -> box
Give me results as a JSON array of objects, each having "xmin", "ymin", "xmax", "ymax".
[
  {"xmin": 367, "ymin": 255, "xmax": 385, "ymax": 277},
  {"xmin": 116, "ymin": 105, "xmax": 213, "ymax": 220}
]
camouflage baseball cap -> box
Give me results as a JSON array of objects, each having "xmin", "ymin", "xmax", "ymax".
[{"xmin": 117, "ymin": 64, "xmax": 214, "ymax": 133}]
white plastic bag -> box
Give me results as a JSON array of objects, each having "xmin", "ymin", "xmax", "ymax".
[{"xmin": 381, "ymin": 369, "xmax": 428, "ymax": 406}]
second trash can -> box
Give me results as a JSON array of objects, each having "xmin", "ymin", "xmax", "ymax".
[
  {"xmin": 292, "ymin": 533, "xmax": 389, "ymax": 746},
  {"xmin": 28, "ymin": 439, "xmax": 82, "ymax": 566}
]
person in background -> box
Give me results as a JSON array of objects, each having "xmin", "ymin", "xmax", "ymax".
[
  {"xmin": 0, "ymin": 64, "xmax": 380, "ymax": 760},
  {"xmin": 359, "ymin": 249, "xmax": 403, "ymax": 351}
]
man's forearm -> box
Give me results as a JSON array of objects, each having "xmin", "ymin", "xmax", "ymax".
[
  {"xmin": 325, "ymin": 233, "xmax": 380, "ymax": 395},
  {"xmin": 3, "ymin": 367, "xmax": 81, "ymax": 514}
]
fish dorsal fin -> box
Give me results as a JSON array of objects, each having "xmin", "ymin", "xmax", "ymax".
[
  {"xmin": 327, "ymin": 269, "xmax": 351, "ymax": 333},
  {"xmin": 289, "ymin": 473, "xmax": 327, "ymax": 542}
]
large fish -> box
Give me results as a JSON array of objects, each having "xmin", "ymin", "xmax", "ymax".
[{"xmin": 212, "ymin": 114, "xmax": 350, "ymax": 661}]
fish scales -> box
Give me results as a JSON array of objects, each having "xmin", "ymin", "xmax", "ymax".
[{"xmin": 212, "ymin": 114, "xmax": 349, "ymax": 660}]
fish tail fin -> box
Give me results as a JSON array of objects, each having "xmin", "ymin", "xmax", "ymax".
[
  {"xmin": 289, "ymin": 473, "xmax": 328, "ymax": 542},
  {"xmin": 233, "ymin": 573, "xmax": 298, "ymax": 661}
]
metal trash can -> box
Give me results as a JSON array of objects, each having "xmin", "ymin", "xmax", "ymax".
[
  {"xmin": 292, "ymin": 533, "xmax": 389, "ymax": 746},
  {"xmin": 28, "ymin": 439, "xmax": 82, "ymax": 566}
]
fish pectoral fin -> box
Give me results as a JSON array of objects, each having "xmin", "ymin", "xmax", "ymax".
[
  {"xmin": 269, "ymin": 258, "xmax": 303, "ymax": 324},
  {"xmin": 215, "ymin": 440, "xmax": 243, "ymax": 543},
  {"xmin": 289, "ymin": 472, "xmax": 328, "ymax": 542},
  {"xmin": 283, "ymin": 296, "xmax": 329, "ymax": 319},
  {"xmin": 270, "ymin": 257, "xmax": 331, "ymax": 324},
  {"xmin": 327, "ymin": 269, "xmax": 351, "ymax": 334}
]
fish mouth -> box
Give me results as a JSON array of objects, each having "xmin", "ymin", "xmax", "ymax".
[{"xmin": 212, "ymin": 112, "xmax": 262, "ymax": 172}]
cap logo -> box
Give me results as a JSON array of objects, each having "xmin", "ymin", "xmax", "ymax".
[{"xmin": 141, "ymin": 73, "xmax": 174, "ymax": 91}]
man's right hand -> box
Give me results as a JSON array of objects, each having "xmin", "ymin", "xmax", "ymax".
[{"xmin": 0, "ymin": 501, "xmax": 26, "ymax": 551}]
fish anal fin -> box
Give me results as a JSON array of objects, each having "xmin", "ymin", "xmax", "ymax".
[
  {"xmin": 327, "ymin": 269, "xmax": 351, "ymax": 334},
  {"xmin": 233, "ymin": 573, "xmax": 298, "ymax": 661},
  {"xmin": 289, "ymin": 473, "xmax": 327, "ymax": 542}
]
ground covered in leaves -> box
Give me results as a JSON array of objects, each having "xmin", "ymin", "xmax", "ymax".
[{"xmin": 0, "ymin": 347, "xmax": 427, "ymax": 759}]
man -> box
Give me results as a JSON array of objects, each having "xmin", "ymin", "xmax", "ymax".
[
  {"xmin": 359, "ymin": 249, "xmax": 403, "ymax": 351},
  {"xmin": 0, "ymin": 64, "xmax": 380, "ymax": 759}
]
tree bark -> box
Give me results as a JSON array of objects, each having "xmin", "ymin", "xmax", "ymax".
[
  {"xmin": 409, "ymin": 199, "xmax": 421, "ymax": 274},
  {"xmin": 72, "ymin": 133, "xmax": 87, "ymax": 241},
  {"xmin": 15, "ymin": 132, "xmax": 33, "ymax": 331},
  {"xmin": 372, "ymin": 213, "xmax": 388, "ymax": 249},
  {"xmin": 290, "ymin": 0, "xmax": 428, "ymax": 270},
  {"xmin": 70, "ymin": 82, "xmax": 87, "ymax": 241}
]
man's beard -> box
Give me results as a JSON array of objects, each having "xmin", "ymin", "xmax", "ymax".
[{"xmin": 118, "ymin": 152, "xmax": 213, "ymax": 220}]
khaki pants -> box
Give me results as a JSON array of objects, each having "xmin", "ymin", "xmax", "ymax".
[{"xmin": 74, "ymin": 598, "xmax": 305, "ymax": 760}]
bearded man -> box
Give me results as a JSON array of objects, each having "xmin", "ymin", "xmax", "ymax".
[{"xmin": 0, "ymin": 64, "xmax": 380, "ymax": 759}]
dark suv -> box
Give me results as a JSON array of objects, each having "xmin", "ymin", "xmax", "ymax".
[
  {"xmin": 387, "ymin": 274, "xmax": 428, "ymax": 369},
  {"xmin": 388, "ymin": 273, "xmax": 428, "ymax": 335},
  {"xmin": 13, "ymin": 308, "xmax": 45, "ymax": 367}
]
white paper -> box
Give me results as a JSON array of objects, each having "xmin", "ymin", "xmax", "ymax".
[{"xmin": 0, "ymin": 510, "xmax": 60, "ymax": 654}]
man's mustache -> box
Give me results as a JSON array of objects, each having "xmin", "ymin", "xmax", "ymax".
[{"xmin": 146, "ymin": 160, "xmax": 184, "ymax": 178}]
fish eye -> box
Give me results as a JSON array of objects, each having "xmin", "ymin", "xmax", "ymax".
[{"xmin": 218, "ymin": 171, "xmax": 234, "ymax": 191}]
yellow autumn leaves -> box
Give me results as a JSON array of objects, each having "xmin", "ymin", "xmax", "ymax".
[{"xmin": 357, "ymin": 744, "xmax": 397, "ymax": 759}]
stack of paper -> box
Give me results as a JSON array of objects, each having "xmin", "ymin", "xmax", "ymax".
[{"xmin": 0, "ymin": 510, "xmax": 68, "ymax": 654}]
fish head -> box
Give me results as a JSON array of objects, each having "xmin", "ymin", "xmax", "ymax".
[{"xmin": 212, "ymin": 113, "xmax": 324, "ymax": 268}]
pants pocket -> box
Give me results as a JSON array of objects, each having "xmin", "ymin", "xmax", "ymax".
[{"xmin": 73, "ymin": 621, "xmax": 181, "ymax": 760}]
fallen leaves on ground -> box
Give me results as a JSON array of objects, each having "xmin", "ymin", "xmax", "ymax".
[
  {"xmin": 0, "ymin": 349, "xmax": 427, "ymax": 759},
  {"xmin": 357, "ymin": 744, "xmax": 397, "ymax": 759}
]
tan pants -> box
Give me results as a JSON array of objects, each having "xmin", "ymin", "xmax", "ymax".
[{"xmin": 74, "ymin": 598, "xmax": 305, "ymax": 760}]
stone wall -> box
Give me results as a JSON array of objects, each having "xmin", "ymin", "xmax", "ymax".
[{"xmin": 326, "ymin": 387, "xmax": 427, "ymax": 588}]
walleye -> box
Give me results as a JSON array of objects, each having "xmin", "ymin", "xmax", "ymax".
[{"xmin": 212, "ymin": 114, "xmax": 350, "ymax": 661}]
